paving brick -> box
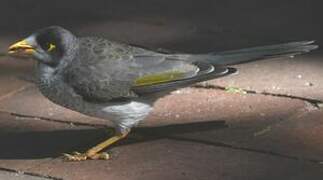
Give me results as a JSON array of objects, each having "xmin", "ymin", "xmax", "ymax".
[
  {"xmin": 3, "ymin": 135, "xmax": 323, "ymax": 180},
  {"xmin": 0, "ymin": 85, "xmax": 108, "ymax": 126},
  {"xmin": 210, "ymin": 54, "xmax": 323, "ymax": 101},
  {"xmin": 1, "ymin": 105, "xmax": 323, "ymax": 179},
  {"xmin": 243, "ymin": 109, "xmax": 323, "ymax": 161},
  {"xmin": 168, "ymin": 107, "xmax": 323, "ymax": 163},
  {"xmin": 0, "ymin": 112, "xmax": 104, "ymax": 174},
  {"xmin": 18, "ymin": 139, "xmax": 323, "ymax": 180},
  {"xmin": 0, "ymin": 170, "xmax": 48, "ymax": 180},
  {"xmin": 0, "ymin": 57, "xmax": 33, "ymax": 99},
  {"xmin": 0, "ymin": 84, "xmax": 307, "ymax": 128}
]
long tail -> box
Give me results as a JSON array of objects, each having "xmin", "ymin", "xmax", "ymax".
[{"xmin": 184, "ymin": 41, "xmax": 318, "ymax": 65}]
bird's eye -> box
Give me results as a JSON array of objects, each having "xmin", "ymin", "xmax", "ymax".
[
  {"xmin": 40, "ymin": 41, "xmax": 56, "ymax": 52},
  {"xmin": 47, "ymin": 43, "xmax": 56, "ymax": 52}
]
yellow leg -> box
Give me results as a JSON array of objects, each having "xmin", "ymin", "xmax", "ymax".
[{"xmin": 63, "ymin": 130, "xmax": 129, "ymax": 161}]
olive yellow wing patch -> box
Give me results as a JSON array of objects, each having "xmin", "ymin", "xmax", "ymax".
[{"xmin": 134, "ymin": 71, "xmax": 187, "ymax": 86}]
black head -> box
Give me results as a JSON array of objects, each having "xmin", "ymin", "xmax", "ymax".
[{"xmin": 8, "ymin": 26, "xmax": 78, "ymax": 67}]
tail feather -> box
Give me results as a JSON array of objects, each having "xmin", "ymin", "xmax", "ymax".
[{"xmin": 185, "ymin": 40, "xmax": 318, "ymax": 65}]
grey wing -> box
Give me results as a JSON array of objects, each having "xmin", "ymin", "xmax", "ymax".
[{"xmin": 63, "ymin": 37, "xmax": 199, "ymax": 102}]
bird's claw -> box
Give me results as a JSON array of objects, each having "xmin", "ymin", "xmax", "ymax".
[
  {"xmin": 63, "ymin": 152, "xmax": 88, "ymax": 161},
  {"xmin": 63, "ymin": 151, "xmax": 110, "ymax": 161}
]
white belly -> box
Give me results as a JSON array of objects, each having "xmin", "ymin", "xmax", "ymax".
[{"xmin": 100, "ymin": 100, "xmax": 153, "ymax": 130}]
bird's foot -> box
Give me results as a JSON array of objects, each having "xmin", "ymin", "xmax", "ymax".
[{"xmin": 63, "ymin": 151, "xmax": 110, "ymax": 161}]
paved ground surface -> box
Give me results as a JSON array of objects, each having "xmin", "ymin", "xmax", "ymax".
[
  {"xmin": 0, "ymin": 0, "xmax": 323, "ymax": 179},
  {"xmin": 1, "ymin": 49, "xmax": 323, "ymax": 180}
]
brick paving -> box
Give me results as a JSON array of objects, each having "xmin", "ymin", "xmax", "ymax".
[{"xmin": 1, "ymin": 52, "xmax": 323, "ymax": 179}]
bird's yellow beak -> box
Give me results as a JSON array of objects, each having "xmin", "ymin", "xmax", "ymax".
[{"xmin": 8, "ymin": 39, "xmax": 35, "ymax": 56}]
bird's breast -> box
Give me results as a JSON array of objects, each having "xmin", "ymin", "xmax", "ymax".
[{"xmin": 36, "ymin": 68, "xmax": 97, "ymax": 115}]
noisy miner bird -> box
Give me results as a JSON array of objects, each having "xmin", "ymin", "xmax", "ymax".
[{"xmin": 8, "ymin": 26, "xmax": 318, "ymax": 161}]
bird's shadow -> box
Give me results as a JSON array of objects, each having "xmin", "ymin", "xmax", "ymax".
[{"xmin": 0, "ymin": 120, "xmax": 227, "ymax": 159}]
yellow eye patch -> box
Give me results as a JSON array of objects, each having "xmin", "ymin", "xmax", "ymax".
[{"xmin": 47, "ymin": 43, "xmax": 56, "ymax": 52}]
